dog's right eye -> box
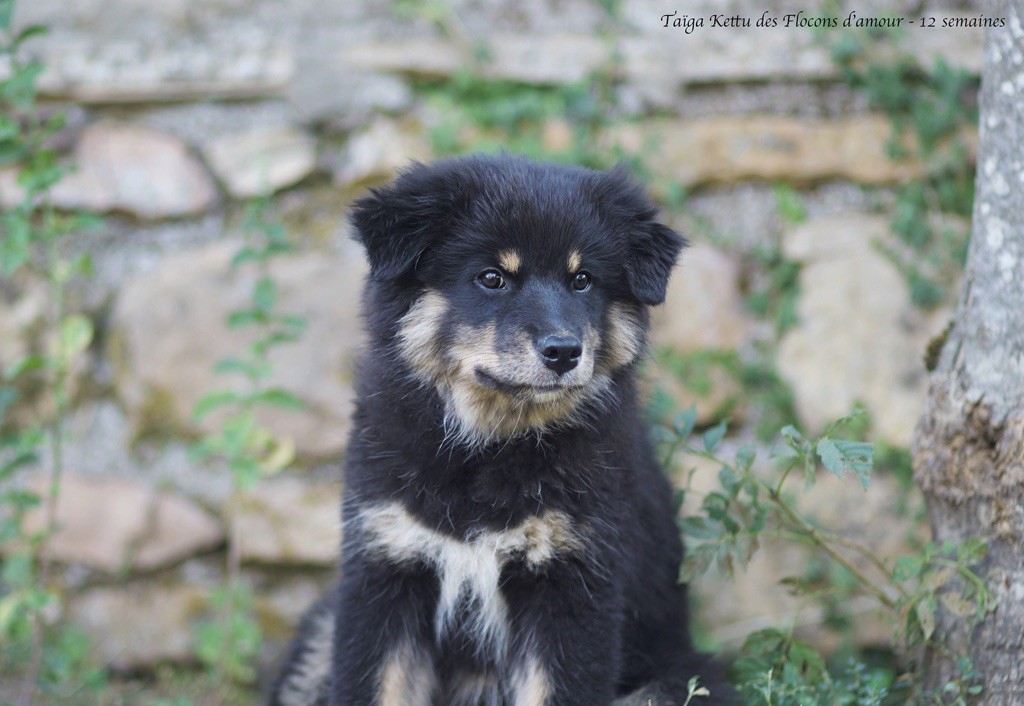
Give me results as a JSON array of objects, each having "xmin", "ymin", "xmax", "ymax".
[{"xmin": 477, "ymin": 269, "xmax": 506, "ymax": 290}]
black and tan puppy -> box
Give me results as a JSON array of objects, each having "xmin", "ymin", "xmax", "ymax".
[{"xmin": 269, "ymin": 154, "xmax": 732, "ymax": 706}]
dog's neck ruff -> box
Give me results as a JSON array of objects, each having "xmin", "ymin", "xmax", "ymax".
[{"xmin": 436, "ymin": 374, "xmax": 615, "ymax": 450}]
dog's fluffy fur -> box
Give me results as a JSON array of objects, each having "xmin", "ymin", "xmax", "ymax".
[{"xmin": 269, "ymin": 154, "xmax": 733, "ymax": 706}]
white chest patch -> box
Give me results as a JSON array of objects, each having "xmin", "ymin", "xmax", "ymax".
[{"xmin": 357, "ymin": 502, "xmax": 584, "ymax": 658}]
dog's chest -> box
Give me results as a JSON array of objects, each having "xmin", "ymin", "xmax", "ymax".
[{"xmin": 358, "ymin": 502, "xmax": 584, "ymax": 657}]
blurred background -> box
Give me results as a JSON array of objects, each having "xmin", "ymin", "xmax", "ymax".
[{"xmin": 0, "ymin": 0, "xmax": 986, "ymax": 703}]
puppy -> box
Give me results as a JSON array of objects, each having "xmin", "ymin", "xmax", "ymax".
[{"xmin": 269, "ymin": 154, "xmax": 732, "ymax": 705}]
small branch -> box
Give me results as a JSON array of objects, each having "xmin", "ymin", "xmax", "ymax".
[{"xmin": 768, "ymin": 486, "xmax": 898, "ymax": 611}]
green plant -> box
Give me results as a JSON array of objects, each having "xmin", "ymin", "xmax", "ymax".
[
  {"xmin": 773, "ymin": 184, "xmax": 807, "ymax": 227},
  {"xmin": 651, "ymin": 348, "xmax": 799, "ymax": 444},
  {"xmin": 399, "ymin": 0, "xmax": 651, "ymax": 173},
  {"xmin": 192, "ymin": 585, "xmax": 262, "ymax": 685},
  {"xmin": 189, "ymin": 199, "xmax": 306, "ymax": 689},
  {"xmin": 682, "ymin": 675, "xmax": 711, "ymax": 705},
  {"xmin": 0, "ymin": 5, "xmax": 106, "ymax": 703},
  {"xmin": 735, "ymin": 633, "xmax": 893, "ymax": 705},
  {"xmin": 743, "ymin": 242, "xmax": 802, "ymax": 337},
  {"xmin": 660, "ymin": 407, "xmax": 993, "ymax": 703},
  {"xmin": 419, "ymin": 70, "xmax": 626, "ymax": 170},
  {"xmin": 824, "ymin": 25, "xmax": 977, "ymax": 309},
  {"xmin": 650, "ymin": 349, "xmax": 743, "ymax": 427}
]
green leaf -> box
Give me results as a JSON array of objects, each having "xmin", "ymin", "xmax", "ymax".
[
  {"xmin": 0, "ymin": 114, "xmax": 18, "ymax": 137},
  {"xmin": 816, "ymin": 437, "xmax": 873, "ymax": 488},
  {"xmin": 679, "ymin": 544, "xmax": 716, "ymax": 581},
  {"xmin": 0, "ymin": 0, "xmax": 13, "ymax": 29},
  {"xmin": 250, "ymin": 388, "xmax": 304, "ymax": 411},
  {"xmin": 1, "ymin": 61, "xmax": 43, "ymax": 107},
  {"xmin": 252, "ymin": 276, "xmax": 276, "ymax": 312},
  {"xmin": 275, "ymin": 314, "xmax": 307, "ymax": 332},
  {"xmin": 672, "ymin": 407, "xmax": 697, "ymax": 437},
  {"xmin": 220, "ymin": 411, "xmax": 256, "ymax": 455},
  {"xmin": 42, "ymin": 110, "xmax": 67, "ymax": 132},
  {"xmin": 0, "ymin": 592, "xmax": 28, "ymax": 635},
  {"xmin": 192, "ymin": 390, "xmax": 241, "ymax": 420},
  {"xmin": 231, "ymin": 247, "xmax": 264, "ymax": 267},
  {"xmin": 770, "ymin": 441, "xmax": 800, "ymax": 462},
  {"xmin": 17, "ymin": 149, "xmax": 63, "ymax": 189},
  {"xmin": 701, "ymin": 421, "xmax": 726, "ymax": 453},
  {"xmin": 0, "ymin": 451, "xmax": 39, "ymax": 480},
  {"xmin": 779, "ymin": 424, "xmax": 804, "ymax": 445},
  {"xmin": 651, "ymin": 425, "xmax": 675, "ymax": 449},
  {"xmin": 5, "ymin": 354, "xmax": 48, "ymax": 380},
  {"xmin": 59, "ymin": 315, "xmax": 94, "ymax": 361},
  {"xmin": 69, "ymin": 252, "xmax": 94, "ymax": 277},
  {"xmin": 893, "ymin": 555, "xmax": 925, "ymax": 582},
  {"xmin": 822, "ymin": 405, "xmax": 867, "ymax": 437},
  {"xmin": 701, "ymin": 492, "xmax": 730, "ymax": 521},
  {"xmin": 773, "ymin": 184, "xmax": 807, "ymax": 225},
  {"xmin": 1, "ymin": 551, "xmax": 34, "ymax": 586},
  {"xmin": 0, "ymin": 213, "xmax": 30, "ymax": 273},
  {"xmin": 0, "ymin": 387, "xmax": 17, "ymax": 421},
  {"xmin": 213, "ymin": 357, "xmax": 270, "ymax": 380},
  {"xmin": 227, "ymin": 310, "xmax": 265, "ymax": 328},
  {"xmin": 250, "ymin": 330, "xmax": 301, "ymax": 357},
  {"xmin": 0, "ymin": 139, "xmax": 26, "ymax": 164},
  {"xmin": 230, "ymin": 457, "xmax": 261, "ymax": 489},
  {"xmin": 718, "ymin": 465, "xmax": 739, "ymax": 494},
  {"xmin": 916, "ymin": 596, "xmax": 937, "ymax": 640},
  {"xmin": 956, "ymin": 537, "xmax": 988, "ymax": 565},
  {"xmin": 734, "ymin": 445, "xmax": 756, "ymax": 472},
  {"xmin": 12, "ymin": 24, "xmax": 48, "ymax": 49},
  {"xmin": 679, "ymin": 516, "xmax": 724, "ymax": 540},
  {"xmin": 778, "ymin": 575, "xmax": 814, "ymax": 596}
]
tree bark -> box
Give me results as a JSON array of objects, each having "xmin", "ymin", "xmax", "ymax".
[{"xmin": 912, "ymin": 2, "xmax": 1024, "ymax": 703}]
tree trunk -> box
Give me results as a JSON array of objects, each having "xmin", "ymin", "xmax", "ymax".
[{"xmin": 912, "ymin": 2, "xmax": 1024, "ymax": 703}]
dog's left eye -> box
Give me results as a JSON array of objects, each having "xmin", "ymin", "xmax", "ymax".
[
  {"xmin": 572, "ymin": 272, "xmax": 592, "ymax": 292},
  {"xmin": 477, "ymin": 269, "xmax": 506, "ymax": 290}
]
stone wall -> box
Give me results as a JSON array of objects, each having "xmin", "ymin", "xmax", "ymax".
[{"xmin": 0, "ymin": 0, "xmax": 984, "ymax": 686}]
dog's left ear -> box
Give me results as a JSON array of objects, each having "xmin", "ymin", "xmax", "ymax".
[
  {"xmin": 592, "ymin": 166, "xmax": 688, "ymax": 305},
  {"xmin": 625, "ymin": 219, "xmax": 687, "ymax": 305}
]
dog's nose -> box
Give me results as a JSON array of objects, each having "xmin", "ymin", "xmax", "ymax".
[{"xmin": 536, "ymin": 334, "xmax": 582, "ymax": 375}]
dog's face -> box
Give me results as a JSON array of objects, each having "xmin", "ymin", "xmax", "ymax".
[{"xmin": 352, "ymin": 155, "xmax": 685, "ymax": 446}]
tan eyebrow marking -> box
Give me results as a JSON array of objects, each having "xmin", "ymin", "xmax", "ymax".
[
  {"xmin": 567, "ymin": 250, "xmax": 582, "ymax": 273},
  {"xmin": 498, "ymin": 250, "xmax": 522, "ymax": 274}
]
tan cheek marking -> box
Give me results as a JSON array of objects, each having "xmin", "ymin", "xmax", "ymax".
[
  {"xmin": 513, "ymin": 658, "xmax": 551, "ymax": 706},
  {"xmin": 567, "ymin": 250, "xmax": 582, "ymax": 273},
  {"xmin": 378, "ymin": 643, "xmax": 434, "ymax": 706},
  {"xmin": 449, "ymin": 323, "xmax": 500, "ymax": 375},
  {"xmin": 499, "ymin": 250, "xmax": 522, "ymax": 274},
  {"xmin": 601, "ymin": 302, "xmax": 645, "ymax": 370},
  {"xmin": 397, "ymin": 290, "xmax": 449, "ymax": 378}
]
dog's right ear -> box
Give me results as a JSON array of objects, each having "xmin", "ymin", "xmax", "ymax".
[
  {"xmin": 349, "ymin": 163, "xmax": 460, "ymax": 281},
  {"xmin": 349, "ymin": 183, "xmax": 428, "ymax": 281}
]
